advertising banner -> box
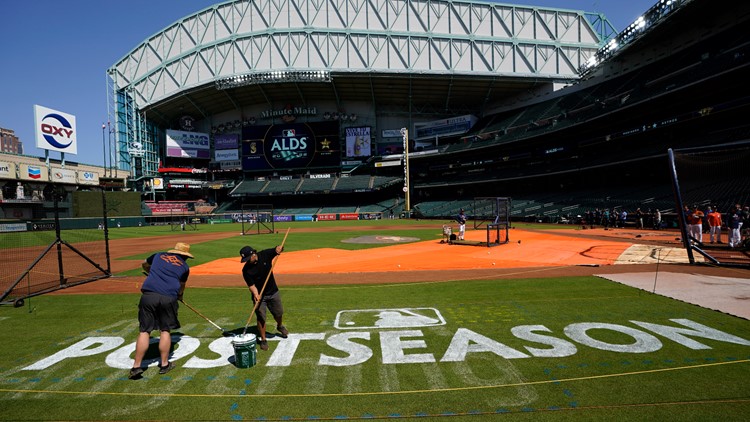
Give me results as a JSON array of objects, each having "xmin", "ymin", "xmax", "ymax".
[
  {"xmin": 166, "ymin": 129, "xmax": 210, "ymax": 159},
  {"xmin": 345, "ymin": 126, "xmax": 371, "ymax": 157},
  {"xmin": 242, "ymin": 121, "xmax": 340, "ymax": 171},
  {"xmin": 375, "ymin": 160, "xmax": 402, "ymax": 168},
  {"xmin": 339, "ymin": 213, "xmax": 359, "ymax": 220},
  {"xmin": 214, "ymin": 133, "xmax": 239, "ymax": 150},
  {"xmin": 0, "ymin": 161, "xmax": 15, "ymax": 179},
  {"xmin": 215, "ymin": 149, "xmax": 239, "ymax": 161},
  {"xmin": 50, "ymin": 167, "xmax": 77, "ymax": 184},
  {"xmin": 381, "ymin": 129, "xmax": 404, "ymax": 138},
  {"xmin": 19, "ymin": 164, "xmax": 49, "ymax": 181},
  {"xmin": 414, "ymin": 115, "xmax": 477, "ymax": 140},
  {"xmin": 317, "ymin": 214, "xmax": 336, "ymax": 221},
  {"xmin": 218, "ymin": 160, "xmax": 242, "ymax": 170},
  {"xmin": 34, "ymin": 105, "xmax": 78, "ymax": 154},
  {"xmin": 78, "ymin": 170, "xmax": 100, "ymax": 185},
  {"xmin": 0, "ymin": 223, "xmax": 27, "ymax": 233}
]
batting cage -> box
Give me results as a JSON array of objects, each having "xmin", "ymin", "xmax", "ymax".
[
  {"xmin": 240, "ymin": 203, "xmax": 275, "ymax": 235},
  {"xmin": 171, "ymin": 214, "xmax": 199, "ymax": 231},
  {"xmin": 668, "ymin": 146, "xmax": 750, "ymax": 268},
  {"xmin": 473, "ymin": 197, "xmax": 511, "ymax": 246},
  {"xmin": 0, "ymin": 192, "xmax": 111, "ymax": 307}
]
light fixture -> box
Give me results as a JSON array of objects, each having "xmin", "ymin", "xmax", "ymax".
[{"xmin": 216, "ymin": 70, "xmax": 332, "ymax": 89}]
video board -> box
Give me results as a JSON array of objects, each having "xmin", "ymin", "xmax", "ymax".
[{"xmin": 241, "ymin": 121, "xmax": 340, "ymax": 171}]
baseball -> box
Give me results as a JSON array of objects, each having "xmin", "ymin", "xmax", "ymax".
[
  {"xmin": 397, "ymin": 264, "xmax": 401, "ymax": 268},
  {"xmin": 492, "ymin": 262, "xmax": 496, "ymax": 265}
]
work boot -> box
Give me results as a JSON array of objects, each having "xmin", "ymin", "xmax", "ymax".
[
  {"xmin": 277, "ymin": 325, "xmax": 289, "ymax": 338},
  {"xmin": 259, "ymin": 339, "xmax": 268, "ymax": 351}
]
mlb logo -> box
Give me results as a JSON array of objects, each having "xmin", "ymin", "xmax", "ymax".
[
  {"xmin": 282, "ymin": 129, "xmax": 296, "ymax": 137},
  {"xmin": 334, "ymin": 307, "xmax": 445, "ymax": 330}
]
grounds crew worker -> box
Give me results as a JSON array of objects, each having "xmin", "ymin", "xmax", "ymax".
[
  {"xmin": 240, "ymin": 245, "xmax": 289, "ymax": 351},
  {"xmin": 129, "ymin": 242, "xmax": 193, "ymax": 379}
]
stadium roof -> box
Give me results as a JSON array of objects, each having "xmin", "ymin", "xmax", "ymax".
[{"xmin": 108, "ymin": 0, "xmax": 614, "ymax": 126}]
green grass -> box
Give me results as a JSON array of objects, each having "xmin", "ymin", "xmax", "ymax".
[{"xmin": 1, "ymin": 276, "xmax": 749, "ymax": 421}]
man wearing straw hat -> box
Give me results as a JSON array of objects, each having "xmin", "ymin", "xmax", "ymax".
[
  {"xmin": 240, "ymin": 244, "xmax": 289, "ymax": 351},
  {"xmin": 128, "ymin": 242, "xmax": 194, "ymax": 379}
]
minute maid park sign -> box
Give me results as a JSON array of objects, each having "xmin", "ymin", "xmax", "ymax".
[{"xmin": 22, "ymin": 308, "xmax": 750, "ymax": 371}]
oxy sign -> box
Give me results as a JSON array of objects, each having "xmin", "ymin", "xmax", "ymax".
[
  {"xmin": 34, "ymin": 105, "xmax": 77, "ymax": 154},
  {"xmin": 21, "ymin": 309, "xmax": 750, "ymax": 371}
]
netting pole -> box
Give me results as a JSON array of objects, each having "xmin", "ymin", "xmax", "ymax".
[
  {"xmin": 102, "ymin": 190, "xmax": 111, "ymax": 274},
  {"xmin": 668, "ymin": 148, "xmax": 695, "ymax": 264},
  {"xmin": 53, "ymin": 192, "xmax": 66, "ymax": 287}
]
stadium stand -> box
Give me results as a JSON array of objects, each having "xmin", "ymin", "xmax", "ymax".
[
  {"xmin": 231, "ymin": 180, "xmax": 269, "ymax": 195},
  {"xmin": 263, "ymin": 179, "xmax": 303, "ymax": 194},
  {"xmin": 299, "ymin": 177, "xmax": 335, "ymax": 193},
  {"xmin": 408, "ymin": 4, "xmax": 750, "ymax": 220},
  {"xmin": 332, "ymin": 175, "xmax": 372, "ymax": 192}
]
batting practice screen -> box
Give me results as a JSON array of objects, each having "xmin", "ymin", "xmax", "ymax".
[
  {"xmin": 0, "ymin": 193, "xmax": 110, "ymax": 306},
  {"xmin": 473, "ymin": 197, "xmax": 511, "ymax": 246}
]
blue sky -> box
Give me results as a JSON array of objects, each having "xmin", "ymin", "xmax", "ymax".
[{"xmin": 0, "ymin": 0, "xmax": 657, "ymax": 168}]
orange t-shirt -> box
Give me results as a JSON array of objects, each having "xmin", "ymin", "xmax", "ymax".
[
  {"xmin": 706, "ymin": 211, "xmax": 722, "ymax": 227},
  {"xmin": 686, "ymin": 210, "xmax": 704, "ymax": 225}
]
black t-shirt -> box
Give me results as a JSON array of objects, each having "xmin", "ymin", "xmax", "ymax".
[{"xmin": 241, "ymin": 248, "xmax": 279, "ymax": 296}]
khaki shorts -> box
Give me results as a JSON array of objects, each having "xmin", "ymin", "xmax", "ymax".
[{"xmin": 254, "ymin": 291, "xmax": 284, "ymax": 324}]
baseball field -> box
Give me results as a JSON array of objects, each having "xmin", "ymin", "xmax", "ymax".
[{"xmin": 1, "ymin": 219, "xmax": 749, "ymax": 421}]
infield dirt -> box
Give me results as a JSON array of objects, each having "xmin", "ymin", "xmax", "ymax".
[{"xmin": 55, "ymin": 223, "xmax": 750, "ymax": 318}]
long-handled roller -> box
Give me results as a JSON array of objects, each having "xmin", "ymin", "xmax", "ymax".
[
  {"xmin": 180, "ymin": 299, "xmax": 233, "ymax": 337},
  {"xmin": 242, "ymin": 227, "xmax": 291, "ymax": 336}
]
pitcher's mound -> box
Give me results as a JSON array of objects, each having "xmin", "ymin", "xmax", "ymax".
[{"xmin": 342, "ymin": 235, "xmax": 420, "ymax": 244}]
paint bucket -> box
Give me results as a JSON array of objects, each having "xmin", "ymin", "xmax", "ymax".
[{"xmin": 231, "ymin": 334, "xmax": 257, "ymax": 368}]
